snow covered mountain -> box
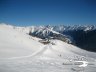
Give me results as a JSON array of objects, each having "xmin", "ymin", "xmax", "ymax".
[
  {"xmin": 29, "ymin": 25, "xmax": 96, "ymax": 52},
  {"xmin": 1, "ymin": 23, "xmax": 96, "ymax": 52},
  {"xmin": 53, "ymin": 25, "xmax": 96, "ymax": 52},
  {"xmin": 0, "ymin": 23, "xmax": 96, "ymax": 72},
  {"xmin": 0, "ymin": 24, "xmax": 44, "ymax": 59}
]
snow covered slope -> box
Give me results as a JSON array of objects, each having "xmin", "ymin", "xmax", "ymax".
[
  {"xmin": 0, "ymin": 24, "xmax": 44, "ymax": 59},
  {"xmin": 0, "ymin": 24, "xmax": 96, "ymax": 59},
  {"xmin": 0, "ymin": 24, "xmax": 96, "ymax": 72},
  {"xmin": 10, "ymin": 24, "xmax": 96, "ymax": 52}
]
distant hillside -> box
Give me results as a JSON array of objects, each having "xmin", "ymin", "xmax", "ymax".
[
  {"xmin": 28, "ymin": 25, "xmax": 96, "ymax": 52},
  {"xmin": 63, "ymin": 30, "xmax": 96, "ymax": 52}
]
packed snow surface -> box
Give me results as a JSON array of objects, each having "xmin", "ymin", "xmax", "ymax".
[{"xmin": 0, "ymin": 24, "xmax": 96, "ymax": 72}]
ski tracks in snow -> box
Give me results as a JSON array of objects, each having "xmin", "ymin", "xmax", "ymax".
[{"xmin": 2, "ymin": 44, "xmax": 52, "ymax": 59}]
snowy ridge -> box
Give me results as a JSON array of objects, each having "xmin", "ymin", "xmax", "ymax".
[
  {"xmin": 0, "ymin": 24, "xmax": 96, "ymax": 72},
  {"xmin": 0, "ymin": 23, "xmax": 96, "ymax": 48},
  {"xmin": 0, "ymin": 24, "xmax": 96, "ymax": 59},
  {"xmin": 2, "ymin": 23, "xmax": 95, "ymax": 34},
  {"xmin": 53, "ymin": 25, "xmax": 96, "ymax": 32}
]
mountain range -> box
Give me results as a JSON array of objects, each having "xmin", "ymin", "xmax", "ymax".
[{"xmin": 12, "ymin": 24, "xmax": 96, "ymax": 52}]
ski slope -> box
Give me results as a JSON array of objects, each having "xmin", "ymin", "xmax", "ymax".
[
  {"xmin": 0, "ymin": 24, "xmax": 44, "ymax": 59},
  {"xmin": 0, "ymin": 24, "xmax": 96, "ymax": 72}
]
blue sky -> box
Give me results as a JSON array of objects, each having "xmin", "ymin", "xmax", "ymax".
[{"xmin": 0, "ymin": 0, "xmax": 96, "ymax": 26}]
